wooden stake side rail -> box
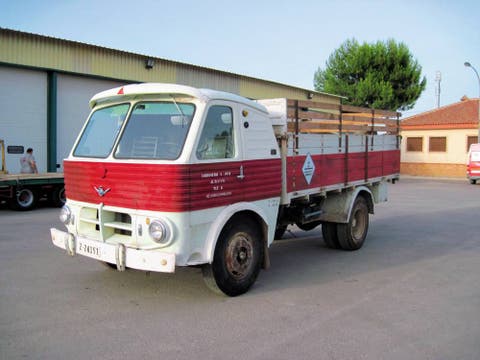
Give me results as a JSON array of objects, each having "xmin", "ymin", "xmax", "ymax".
[{"xmin": 286, "ymin": 99, "xmax": 400, "ymax": 136}]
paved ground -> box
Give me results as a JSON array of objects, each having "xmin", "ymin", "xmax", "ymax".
[{"xmin": 1, "ymin": 178, "xmax": 479, "ymax": 360}]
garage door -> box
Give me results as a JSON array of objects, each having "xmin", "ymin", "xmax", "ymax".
[
  {"xmin": 56, "ymin": 75, "xmax": 126, "ymax": 171},
  {"xmin": 0, "ymin": 66, "xmax": 47, "ymax": 174}
]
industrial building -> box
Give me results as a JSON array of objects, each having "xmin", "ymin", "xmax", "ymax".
[{"xmin": 0, "ymin": 28, "xmax": 340, "ymax": 174}]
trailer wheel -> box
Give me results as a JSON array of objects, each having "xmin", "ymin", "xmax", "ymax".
[
  {"xmin": 202, "ymin": 216, "xmax": 263, "ymax": 296},
  {"xmin": 50, "ymin": 186, "xmax": 66, "ymax": 207},
  {"xmin": 337, "ymin": 196, "xmax": 369, "ymax": 251},
  {"xmin": 9, "ymin": 187, "xmax": 38, "ymax": 211},
  {"xmin": 321, "ymin": 222, "xmax": 341, "ymax": 249}
]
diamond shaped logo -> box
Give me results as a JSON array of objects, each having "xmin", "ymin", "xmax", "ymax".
[{"xmin": 302, "ymin": 153, "xmax": 315, "ymax": 185}]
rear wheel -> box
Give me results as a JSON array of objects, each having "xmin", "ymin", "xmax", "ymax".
[
  {"xmin": 202, "ymin": 216, "xmax": 263, "ymax": 296},
  {"xmin": 321, "ymin": 222, "xmax": 341, "ymax": 249},
  {"xmin": 8, "ymin": 187, "xmax": 37, "ymax": 211},
  {"xmin": 337, "ymin": 196, "xmax": 369, "ymax": 251},
  {"xmin": 50, "ymin": 186, "xmax": 66, "ymax": 207}
]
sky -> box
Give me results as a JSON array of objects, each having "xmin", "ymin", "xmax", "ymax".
[{"xmin": 1, "ymin": 0, "xmax": 479, "ymax": 118}]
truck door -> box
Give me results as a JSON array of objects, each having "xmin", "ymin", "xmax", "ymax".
[{"xmin": 193, "ymin": 103, "xmax": 245, "ymax": 207}]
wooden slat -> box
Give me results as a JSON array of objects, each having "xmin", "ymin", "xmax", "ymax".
[
  {"xmin": 287, "ymin": 99, "xmax": 341, "ymax": 111},
  {"xmin": 285, "ymin": 98, "xmax": 400, "ymax": 135},
  {"xmin": 341, "ymin": 104, "xmax": 399, "ymax": 118},
  {"xmin": 287, "ymin": 109, "xmax": 340, "ymax": 121},
  {"xmin": 288, "ymin": 121, "xmax": 398, "ymax": 134}
]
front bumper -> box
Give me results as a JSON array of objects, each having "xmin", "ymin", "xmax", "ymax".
[{"xmin": 50, "ymin": 228, "xmax": 175, "ymax": 272}]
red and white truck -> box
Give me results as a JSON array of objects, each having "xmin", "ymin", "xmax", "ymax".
[
  {"xmin": 51, "ymin": 83, "xmax": 400, "ymax": 296},
  {"xmin": 467, "ymin": 143, "xmax": 480, "ymax": 184}
]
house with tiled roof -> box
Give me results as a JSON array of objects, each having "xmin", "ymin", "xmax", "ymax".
[{"xmin": 400, "ymin": 97, "xmax": 479, "ymax": 177}]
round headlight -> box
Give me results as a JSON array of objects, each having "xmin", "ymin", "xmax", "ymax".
[
  {"xmin": 59, "ymin": 206, "xmax": 71, "ymax": 224},
  {"xmin": 148, "ymin": 220, "xmax": 169, "ymax": 244}
]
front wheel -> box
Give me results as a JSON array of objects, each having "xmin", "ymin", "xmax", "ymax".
[
  {"xmin": 202, "ymin": 216, "xmax": 263, "ymax": 296},
  {"xmin": 470, "ymin": 179, "xmax": 477, "ymax": 185},
  {"xmin": 336, "ymin": 196, "xmax": 369, "ymax": 251}
]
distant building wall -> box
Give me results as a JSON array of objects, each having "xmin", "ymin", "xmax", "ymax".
[{"xmin": 400, "ymin": 128, "xmax": 476, "ymax": 178}]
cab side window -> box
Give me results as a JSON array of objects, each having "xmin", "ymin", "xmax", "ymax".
[{"xmin": 196, "ymin": 106, "xmax": 234, "ymax": 160}]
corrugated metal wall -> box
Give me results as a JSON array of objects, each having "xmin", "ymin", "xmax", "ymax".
[
  {"xmin": 176, "ymin": 67, "xmax": 240, "ymax": 94},
  {"xmin": 0, "ymin": 28, "xmax": 340, "ymax": 104},
  {"xmin": 0, "ymin": 29, "xmax": 177, "ymax": 83}
]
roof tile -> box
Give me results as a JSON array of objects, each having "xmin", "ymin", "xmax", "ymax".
[{"xmin": 402, "ymin": 98, "xmax": 479, "ymax": 129}]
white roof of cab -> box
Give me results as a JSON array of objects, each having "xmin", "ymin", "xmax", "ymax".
[{"xmin": 89, "ymin": 83, "xmax": 267, "ymax": 113}]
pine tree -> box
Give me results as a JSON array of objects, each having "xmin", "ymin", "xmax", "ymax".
[{"xmin": 314, "ymin": 39, "xmax": 426, "ymax": 111}]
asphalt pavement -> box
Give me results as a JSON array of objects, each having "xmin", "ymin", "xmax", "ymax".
[{"xmin": 1, "ymin": 178, "xmax": 479, "ymax": 360}]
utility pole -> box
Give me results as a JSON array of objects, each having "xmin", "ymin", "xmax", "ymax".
[
  {"xmin": 464, "ymin": 62, "xmax": 480, "ymax": 143},
  {"xmin": 435, "ymin": 71, "xmax": 441, "ymax": 108}
]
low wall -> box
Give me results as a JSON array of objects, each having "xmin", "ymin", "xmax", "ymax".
[{"xmin": 401, "ymin": 162, "xmax": 466, "ymax": 178}]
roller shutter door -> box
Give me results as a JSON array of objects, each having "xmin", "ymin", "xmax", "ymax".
[
  {"xmin": 0, "ymin": 66, "xmax": 47, "ymax": 174},
  {"xmin": 56, "ymin": 75, "xmax": 125, "ymax": 171}
]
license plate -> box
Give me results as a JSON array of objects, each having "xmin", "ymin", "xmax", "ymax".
[{"xmin": 77, "ymin": 239, "xmax": 103, "ymax": 260}]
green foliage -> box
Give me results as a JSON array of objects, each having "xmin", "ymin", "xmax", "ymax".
[{"xmin": 314, "ymin": 39, "xmax": 426, "ymax": 111}]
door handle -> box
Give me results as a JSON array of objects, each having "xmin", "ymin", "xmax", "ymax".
[{"xmin": 237, "ymin": 165, "xmax": 245, "ymax": 180}]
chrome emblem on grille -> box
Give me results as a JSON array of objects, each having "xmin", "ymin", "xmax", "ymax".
[{"xmin": 94, "ymin": 186, "xmax": 111, "ymax": 197}]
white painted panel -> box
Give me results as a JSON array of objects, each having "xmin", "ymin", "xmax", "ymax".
[
  {"xmin": 0, "ymin": 66, "xmax": 47, "ymax": 174},
  {"xmin": 56, "ymin": 75, "xmax": 125, "ymax": 170},
  {"xmin": 241, "ymin": 107, "xmax": 279, "ymax": 160}
]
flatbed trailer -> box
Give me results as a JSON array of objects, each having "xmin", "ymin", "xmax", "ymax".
[
  {"xmin": 0, "ymin": 172, "xmax": 65, "ymax": 210},
  {"xmin": 0, "ymin": 139, "xmax": 65, "ymax": 210}
]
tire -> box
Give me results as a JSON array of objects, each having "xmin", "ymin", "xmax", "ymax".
[
  {"xmin": 470, "ymin": 179, "xmax": 476, "ymax": 185},
  {"xmin": 296, "ymin": 221, "xmax": 321, "ymax": 231},
  {"xmin": 321, "ymin": 222, "xmax": 341, "ymax": 249},
  {"xmin": 8, "ymin": 187, "xmax": 38, "ymax": 211},
  {"xmin": 50, "ymin": 186, "xmax": 66, "ymax": 207},
  {"xmin": 202, "ymin": 216, "xmax": 263, "ymax": 296},
  {"xmin": 336, "ymin": 196, "xmax": 369, "ymax": 251}
]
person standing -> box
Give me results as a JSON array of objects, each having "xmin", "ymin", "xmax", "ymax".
[{"xmin": 20, "ymin": 148, "xmax": 38, "ymax": 174}]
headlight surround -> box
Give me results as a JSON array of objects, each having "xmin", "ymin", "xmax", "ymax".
[
  {"xmin": 148, "ymin": 219, "xmax": 170, "ymax": 244},
  {"xmin": 59, "ymin": 205, "xmax": 72, "ymax": 225}
]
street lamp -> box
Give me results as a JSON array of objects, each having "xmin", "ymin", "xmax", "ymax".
[{"xmin": 464, "ymin": 61, "xmax": 480, "ymax": 143}]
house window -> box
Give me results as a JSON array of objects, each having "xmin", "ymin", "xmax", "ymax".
[
  {"xmin": 429, "ymin": 137, "xmax": 446, "ymax": 152},
  {"xmin": 406, "ymin": 137, "xmax": 423, "ymax": 152},
  {"xmin": 467, "ymin": 136, "xmax": 477, "ymax": 151}
]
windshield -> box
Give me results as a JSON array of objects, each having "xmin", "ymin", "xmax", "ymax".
[
  {"xmin": 74, "ymin": 104, "xmax": 129, "ymax": 158},
  {"xmin": 115, "ymin": 102, "xmax": 195, "ymax": 160}
]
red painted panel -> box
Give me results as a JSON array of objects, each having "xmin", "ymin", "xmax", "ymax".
[
  {"xmin": 65, "ymin": 149, "xmax": 399, "ymax": 212},
  {"xmin": 286, "ymin": 149, "xmax": 400, "ymax": 192},
  {"xmin": 64, "ymin": 159, "xmax": 282, "ymax": 212}
]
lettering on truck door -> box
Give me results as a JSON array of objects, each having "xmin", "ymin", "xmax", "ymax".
[{"xmin": 193, "ymin": 103, "xmax": 245, "ymax": 207}]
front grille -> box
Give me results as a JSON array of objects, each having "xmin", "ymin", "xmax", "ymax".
[{"xmin": 78, "ymin": 205, "xmax": 132, "ymax": 242}]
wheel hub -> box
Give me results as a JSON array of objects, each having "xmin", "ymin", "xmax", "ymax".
[{"xmin": 226, "ymin": 235, "xmax": 253, "ymax": 279}]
